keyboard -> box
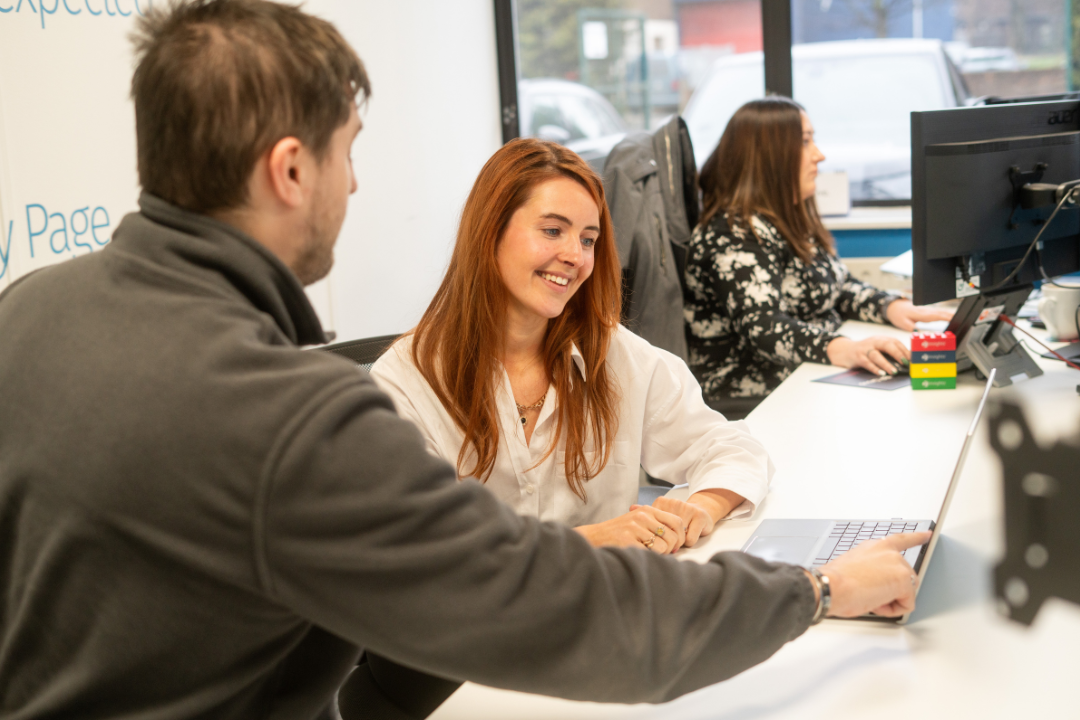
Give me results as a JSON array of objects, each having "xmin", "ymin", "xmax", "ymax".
[{"xmin": 810, "ymin": 520, "xmax": 921, "ymax": 567}]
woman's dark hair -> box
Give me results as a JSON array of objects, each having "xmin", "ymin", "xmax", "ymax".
[{"xmin": 698, "ymin": 97, "xmax": 833, "ymax": 263}]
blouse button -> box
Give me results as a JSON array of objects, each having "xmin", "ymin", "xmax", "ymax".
[{"xmin": 525, "ymin": 483, "xmax": 536, "ymax": 494}]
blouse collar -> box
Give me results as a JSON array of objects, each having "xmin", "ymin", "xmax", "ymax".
[{"xmin": 570, "ymin": 341, "xmax": 588, "ymax": 383}]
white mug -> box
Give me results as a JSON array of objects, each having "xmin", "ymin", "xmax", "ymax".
[{"xmin": 1037, "ymin": 282, "xmax": 1080, "ymax": 341}]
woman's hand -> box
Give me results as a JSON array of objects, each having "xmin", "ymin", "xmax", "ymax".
[
  {"xmin": 826, "ymin": 335, "xmax": 909, "ymax": 376},
  {"xmin": 814, "ymin": 531, "xmax": 932, "ymax": 617},
  {"xmin": 651, "ymin": 489, "xmax": 745, "ymax": 548},
  {"xmin": 575, "ymin": 505, "xmax": 687, "ymax": 554},
  {"xmin": 648, "ymin": 498, "xmax": 714, "ymax": 548},
  {"xmin": 885, "ymin": 299, "xmax": 955, "ymax": 332}
]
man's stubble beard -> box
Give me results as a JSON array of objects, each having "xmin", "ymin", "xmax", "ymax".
[{"xmin": 292, "ymin": 200, "xmax": 339, "ymax": 286}]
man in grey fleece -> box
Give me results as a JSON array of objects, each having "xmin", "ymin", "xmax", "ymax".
[{"xmin": 0, "ymin": 1, "xmax": 930, "ymax": 719}]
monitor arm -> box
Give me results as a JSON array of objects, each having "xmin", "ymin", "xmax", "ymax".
[{"xmin": 1018, "ymin": 177, "xmax": 1080, "ymax": 210}]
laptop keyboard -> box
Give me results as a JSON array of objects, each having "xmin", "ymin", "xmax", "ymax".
[{"xmin": 810, "ymin": 521, "xmax": 920, "ymax": 567}]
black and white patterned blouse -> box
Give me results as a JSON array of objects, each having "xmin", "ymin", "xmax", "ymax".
[{"xmin": 683, "ymin": 212, "xmax": 896, "ymax": 401}]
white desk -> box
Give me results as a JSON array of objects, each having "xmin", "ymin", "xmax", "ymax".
[{"xmin": 431, "ymin": 322, "xmax": 1080, "ymax": 719}]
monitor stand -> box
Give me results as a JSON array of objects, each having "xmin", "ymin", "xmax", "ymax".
[{"xmin": 947, "ymin": 285, "xmax": 1044, "ymax": 388}]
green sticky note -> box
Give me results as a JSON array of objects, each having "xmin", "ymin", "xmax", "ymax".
[{"xmin": 911, "ymin": 377, "xmax": 957, "ymax": 390}]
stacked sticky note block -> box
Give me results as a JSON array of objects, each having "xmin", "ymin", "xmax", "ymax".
[{"xmin": 910, "ymin": 331, "xmax": 957, "ymax": 390}]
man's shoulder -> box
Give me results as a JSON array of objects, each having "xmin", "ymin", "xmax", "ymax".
[{"xmin": 0, "ymin": 245, "xmax": 108, "ymax": 305}]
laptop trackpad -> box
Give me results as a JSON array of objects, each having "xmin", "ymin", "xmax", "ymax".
[{"xmin": 744, "ymin": 535, "xmax": 820, "ymax": 564}]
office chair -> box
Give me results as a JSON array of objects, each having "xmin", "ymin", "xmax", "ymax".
[{"xmin": 316, "ymin": 334, "xmax": 400, "ymax": 371}]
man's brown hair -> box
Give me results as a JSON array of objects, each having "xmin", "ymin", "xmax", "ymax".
[{"xmin": 130, "ymin": 0, "xmax": 370, "ymax": 213}]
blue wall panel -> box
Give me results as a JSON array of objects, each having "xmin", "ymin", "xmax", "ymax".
[{"xmin": 832, "ymin": 228, "xmax": 911, "ymax": 258}]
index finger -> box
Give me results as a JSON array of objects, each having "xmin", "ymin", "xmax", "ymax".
[{"xmin": 881, "ymin": 530, "xmax": 932, "ymax": 552}]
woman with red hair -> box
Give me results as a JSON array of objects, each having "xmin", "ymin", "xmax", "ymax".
[{"xmin": 371, "ymin": 138, "xmax": 771, "ymax": 552}]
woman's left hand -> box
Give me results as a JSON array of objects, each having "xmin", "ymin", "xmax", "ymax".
[
  {"xmin": 644, "ymin": 498, "xmax": 713, "ymax": 548},
  {"xmin": 648, "ymin": 489, "xmax": 745, "ymax": 548},
  {"xmin": 885, "ymin": 299, "xmax": 955, "ymax": 332}
]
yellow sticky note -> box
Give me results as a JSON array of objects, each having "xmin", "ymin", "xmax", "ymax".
[{"xmin": 909, "ymin": 363, "xmax": 957, "ymax": 378}]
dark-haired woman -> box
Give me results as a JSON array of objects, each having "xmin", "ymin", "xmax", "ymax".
[
  {"xmin": 372, "ymin": 138, "xmax": 773, "ymax": 553},
  {"xmin": 684, "ymin": 98, "xmax": 951, "ymax": 417}
]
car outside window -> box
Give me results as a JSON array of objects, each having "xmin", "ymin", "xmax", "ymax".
[
  {"xmin": 684, "ymin": 42, "xmax": 960, "ymax": 202},
  {"xmin": 528, "ymin": 94, "xmax": 566, "ymax": 137},
  {"xmin": 557, "ymin": 94, "xmax": 614, "ymax": 140},
  {"xmin": 798, "ymin": 54, "xmax": 947, "ymax": 149}
]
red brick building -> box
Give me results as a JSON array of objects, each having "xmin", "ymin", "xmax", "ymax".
[{"xmin": 675, "ymin": 0, "xmax": 763, "ymax": 52}]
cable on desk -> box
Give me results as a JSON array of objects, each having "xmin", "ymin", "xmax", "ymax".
[{"xmin": 999, "ymin": 315, "xmax": 1080, "ymax": 371}]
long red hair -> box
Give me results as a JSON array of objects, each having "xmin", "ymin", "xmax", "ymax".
[{"xmin": 410, "ymin": 138, "xmax": 622, "ymax": 500}]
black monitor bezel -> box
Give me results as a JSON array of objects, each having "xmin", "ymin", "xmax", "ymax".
[{"xmin": 911, "ymin": 100, "xmax": 1080, "ymax": 305}]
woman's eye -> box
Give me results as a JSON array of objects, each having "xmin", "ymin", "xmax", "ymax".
[
  {"xmin": 543, "ymin": 227, "xmax": 560, "ymax": 238},
  {"xmin": 582, "ymin": 236, "xmax": 597, "ymax": 248}
]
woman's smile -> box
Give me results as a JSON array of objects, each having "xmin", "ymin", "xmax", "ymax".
[
  {"xmin": 496, "ymin": 177, "xmax": 598, "ymax": 325},
  {"xmin": 537, "ymin": 270, "xmax": 571, "ymax": 289}
]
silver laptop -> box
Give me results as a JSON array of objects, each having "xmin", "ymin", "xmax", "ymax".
[{"xmin": 741, "ymin": 369, "xmax": 995, "ymax": 623}]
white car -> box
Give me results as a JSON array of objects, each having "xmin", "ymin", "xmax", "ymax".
[
  {"xmin": 683, "ymin": 39, "xmax": 970, "ymax": 201},
  {"xmin": 519, "ymin": 78, "xmax": 628, "ymax": 170},
  {"xmin": 945, "ymin": 43, "xmax": 1023, "ymax": 73}
]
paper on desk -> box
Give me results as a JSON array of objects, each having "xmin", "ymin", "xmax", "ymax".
[
  {"xmin": 813, "ymin": 368, "xmax": 909, "ymax": 390},
  {"xmin": 880, "ymin": 250, "xmax": 913, "ymax": 278}
]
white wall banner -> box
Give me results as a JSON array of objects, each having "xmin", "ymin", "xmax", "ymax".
[
  {"xmin": 0, "ymin": 1, "xmax": 501, "ymax": 342},
  {"xmin": 0, "ymin": 1, "xmax": 147, "ymax": 293}
]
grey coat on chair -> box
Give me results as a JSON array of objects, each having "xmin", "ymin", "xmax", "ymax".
[{"xmin": 602, "ymin": 114, "xmax": 700, "ymax": 360}]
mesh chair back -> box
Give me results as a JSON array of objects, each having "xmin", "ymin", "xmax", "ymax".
[{"xmin": 317, "ymin": 334, "xmax": 400, "ymax": 371}]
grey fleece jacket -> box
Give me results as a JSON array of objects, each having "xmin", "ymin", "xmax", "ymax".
[{"xmin": 0, "ymin": 194, "xmax": 814, "ymax": 719}]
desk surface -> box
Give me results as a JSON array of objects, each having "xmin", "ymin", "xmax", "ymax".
[
  {"xmin": 431, "ymin": 322, "xmax": 1080, "ymax": 720},
  {"xmin": 822, "ymin": 206, "xmax": 911, "ymax": 231}
]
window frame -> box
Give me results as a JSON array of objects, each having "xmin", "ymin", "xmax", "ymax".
[{"xmin": 493, "ymin": 0, "xmax": 793, "ymax": 144}]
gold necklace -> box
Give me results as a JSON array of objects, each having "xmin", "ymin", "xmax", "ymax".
[{"xmin": 514, "ymin": 395, "xmax": 545, "ymax": 426}]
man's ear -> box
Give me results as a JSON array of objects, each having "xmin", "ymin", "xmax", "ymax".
[{"xmin": 264, "ymin": 136, "xmax": 306, "ymax": 208}]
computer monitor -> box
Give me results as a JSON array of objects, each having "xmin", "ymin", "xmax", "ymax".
[
  {"xmin": 911, "ymin": 100, "xmax": 1080, "ymax": 306},
  {"xmin": 911, "ymin": 100, "xmax": 1080, "ymax": 385}
]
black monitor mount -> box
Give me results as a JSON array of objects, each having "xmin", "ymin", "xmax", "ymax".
[
  {"xmin": 945, "ymin": 285, "xmax": 1043, "ymax": 387},
  {"xmin": 990, "ymin": 400, "xmax": 1080, "ymax": 625}
]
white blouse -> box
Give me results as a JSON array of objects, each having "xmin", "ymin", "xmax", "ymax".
[{"xmin": 370, "ymin": 326, "xmax": 772, "ymax": 528}]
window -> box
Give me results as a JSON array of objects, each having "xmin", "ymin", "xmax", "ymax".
[
  {"xmin": 498, "ymin": 1, "xmax": 1076, "ymax": 203},
  {"xmin": 789, "ymin": 0, "xmax": 1071, "ymax": 202},
  {"xmin": 504, "ymin": 0, "xmax": 763, "ymax": 169}
]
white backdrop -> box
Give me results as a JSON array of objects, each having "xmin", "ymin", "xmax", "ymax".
[
  {"xmin": 0, "ymin": 2, "xmax": 142, "ymax": 296},
  {"xmin": 0, "ymin": 0, "xmax": 502, "ymax": 341}
]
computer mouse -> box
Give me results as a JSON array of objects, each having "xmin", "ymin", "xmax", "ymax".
[{"xmin": 894, "ymin": 361, "xmax": 910, "ymax": 376}]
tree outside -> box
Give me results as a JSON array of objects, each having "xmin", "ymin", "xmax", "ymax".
[
  {"xmin": 829, "ymin": 0, "xmax": 950, "ymax": 39},
  {"xmin": 517, "ymin": 0, "xmax": 623, "ymax": 80}
]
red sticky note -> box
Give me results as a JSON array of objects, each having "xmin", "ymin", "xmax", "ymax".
[{"xmin": 911, "ymin": 331, "xmax": 956, "ymax": 351}]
